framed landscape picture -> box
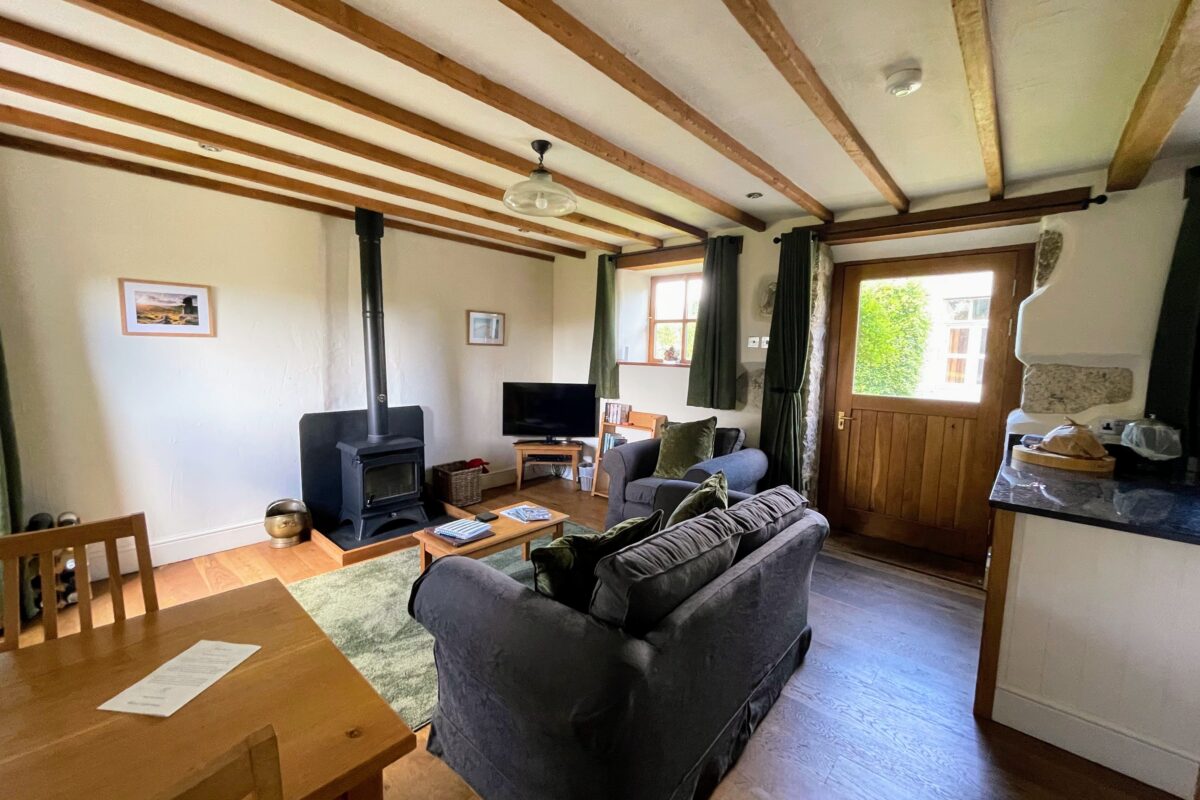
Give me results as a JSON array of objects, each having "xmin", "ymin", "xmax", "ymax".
[
  {"xmin": 119, "ymin": 279, "xmax": 215, "ymax": 337},
  {"xmin": 466, "ymin": 310, "xmax": 505, "ymax": 346}
]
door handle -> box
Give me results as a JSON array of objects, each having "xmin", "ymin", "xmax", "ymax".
[{"xmin": 837, "ymin": 410, "xmax": 857, "ymax": 431}]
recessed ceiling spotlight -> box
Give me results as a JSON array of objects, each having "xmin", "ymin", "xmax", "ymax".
[
  {"xmin": 885, "ymin": 68, "xmax": 923, "ymax": 97},
  {"xmin": 746, "ymin": 191, "xmax": 763, "ymax": 199},
  {"xmin": 198, "ymin": 142, "xmax": 222, "ymax": 152}
]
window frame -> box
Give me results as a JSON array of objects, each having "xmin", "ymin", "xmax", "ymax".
[{"xmin": 647, "ymin": 273, "xmax": 702, "ymax": 365}]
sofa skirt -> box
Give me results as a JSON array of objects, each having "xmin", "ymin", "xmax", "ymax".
[{"xmin": 671, "ymin": 625, "xmax": 813, "ymax": 800}]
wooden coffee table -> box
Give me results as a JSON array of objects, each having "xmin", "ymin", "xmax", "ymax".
[{"xmin": 414, "ymin": 502, "xmax": 568, "ymax": 573}]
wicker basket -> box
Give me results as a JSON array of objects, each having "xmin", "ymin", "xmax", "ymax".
[{"xmin": 433, "ymin": 461, "xmax": 482, "ymax": 506}]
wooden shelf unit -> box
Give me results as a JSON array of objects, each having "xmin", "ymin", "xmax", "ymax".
[{"xmin": 592, "ymin": 409, "xmax": 667, "ymax": 499}]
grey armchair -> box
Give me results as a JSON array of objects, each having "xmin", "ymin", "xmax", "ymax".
[{"xmin": 602, "ymin": 427, "xmax": 768, "ymax": 528}]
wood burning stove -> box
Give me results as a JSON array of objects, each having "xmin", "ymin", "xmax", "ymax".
[{"xmin": 336, "ymin": 208, "xmax": 428, "ymax": 540}]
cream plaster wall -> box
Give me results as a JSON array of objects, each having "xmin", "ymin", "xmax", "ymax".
[{"xmin": 0, "ymin": 148, "xmax": 552, "ymax": 564}]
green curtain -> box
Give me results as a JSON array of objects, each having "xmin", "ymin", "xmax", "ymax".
[
  {"xmin": 760, "ymin": 230, "xmax": 815, "ymax": 489},
  {"xmin": 0, "ymin": 330, "xmax": 22, "ymax": 628},
  {"xmin": 687, "ymin": 236, "xmax": 742, "ymax": 409},
  {"xmin": 1146, "ymin": 165, "xmax": 1200, "ymax": 457},
  {"xmin": 588, "ymin": 253, "xmax": 619, "ymax": 398}
]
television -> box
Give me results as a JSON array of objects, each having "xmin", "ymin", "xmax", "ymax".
[{"xmin": 503, "ymin": 382, "xmax": 598, "ymax": 441}]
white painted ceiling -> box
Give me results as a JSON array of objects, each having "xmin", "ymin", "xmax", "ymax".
[{"xmin": 0, "ymin": 0, "xmax": 1196, "ymax": 254}]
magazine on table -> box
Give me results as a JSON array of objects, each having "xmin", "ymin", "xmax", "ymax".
[{"xmin": 500, "ymin": 504, "xmax": 553, "ymax": 523}]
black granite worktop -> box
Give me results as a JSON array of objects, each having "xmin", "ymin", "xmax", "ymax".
[{"xmin": 989, "ymin": 457, "xmax": 1200, "ymax": 546}]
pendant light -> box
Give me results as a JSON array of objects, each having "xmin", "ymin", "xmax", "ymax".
[{"xmin": 503, "ymin": 140, "xmax": 578, "ymax": 217}]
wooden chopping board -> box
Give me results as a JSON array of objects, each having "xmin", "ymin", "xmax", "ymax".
[{"xmin": 1012, "ymin": 444, "xmax": 1115, "ymax": 475}]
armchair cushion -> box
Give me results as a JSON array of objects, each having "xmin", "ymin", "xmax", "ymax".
[
  {"xmin": 652, "ymin": 416, "xmax": 716, "ymax": 478},
  {"xmin": 664, "ymin": 470, "xmax": 728, "ymax": 527},
  {"xmin": 590, "ymin": 509, "xmax": 740, "ymax": 636},
  {"xmin": 712, "ymin": 426, "xmax": 746, "ymax": 456},
  {"xmin": 531, "ymin": 510, "xmax": 664, "ymax": 611}
]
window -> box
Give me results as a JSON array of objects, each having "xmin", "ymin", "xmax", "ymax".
[
  {"xmin": 943, "ymin": 296, "xmax": 989, "ymax": 385},
  {"xmin": 649, "ymin": 274, "xmax": 703, "ymax": 364}
]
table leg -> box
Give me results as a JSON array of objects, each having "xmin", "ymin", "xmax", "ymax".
[
  {"xmin": 341, "ymin": 771, "xmax": 383, "ymax": 800},
  {"xmin": 572, "ymin": 453, "xmax": 580, "ymax": 490},
  {"xmin": 553, "ymin": 522, "xmax": 563, "ymax": 540},
  {"xmin": 419, "ymin": 544, "xmax": 433, "ymax": 574},
  {"xmin": 515, "ymin": 451, "xmax": 524, "ymax": 491},
  {"xmin": 522, "ymin": 541, "xmax": 531, "ymax": 560}
]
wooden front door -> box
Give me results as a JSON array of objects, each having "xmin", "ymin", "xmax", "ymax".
[{"xmin": 825, "ymin": 248, "xmax": 1028, "ymax": 563}]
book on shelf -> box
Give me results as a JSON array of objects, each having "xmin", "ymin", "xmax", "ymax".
[
  {"xmin": 602, "ymin": 402, "xmax": 631, "ymax": 424},
  {"xmin": 600, "ymin": 432, "xmax": 628, "ymax": 454}
]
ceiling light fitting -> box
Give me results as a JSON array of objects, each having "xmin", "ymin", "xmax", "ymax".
[
  {"xmin": 198, "ymin": 142, "xmax": 222, "ymax": 152},
  {"xmin": 746, "ymin": 191, "xmax": 763, "ymax": 199},
  {"xmin": 503, "ymin": 140, "xmax": 577, "ymax": 217},
  {"xmin": 885, "ymin": 68, "xmax": 923, "ymax": 97}
]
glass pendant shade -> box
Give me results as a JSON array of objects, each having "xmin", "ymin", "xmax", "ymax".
[{"xmin": 503, "ymin": 168, "xmax": 578, "ymax": 217}]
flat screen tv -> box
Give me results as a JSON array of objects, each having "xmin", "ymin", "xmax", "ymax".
[{"xmin": 503, "ymin": 382, "xmax": 598, "ymax": 440}]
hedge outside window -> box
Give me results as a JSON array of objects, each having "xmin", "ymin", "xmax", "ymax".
[{"xmin": 650, "ymin": 274, "xmax": 703, "ymax": 364}]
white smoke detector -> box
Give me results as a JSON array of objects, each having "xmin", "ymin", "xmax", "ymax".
[{"xmin": 885, "ymin": 68, "xmax": 923, "ymax": 97}]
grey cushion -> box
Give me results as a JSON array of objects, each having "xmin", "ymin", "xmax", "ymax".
[
  {"xmin": 590, "ymin": 509, "xmax": 741, "ymax": 635},
  {"xmin": 713, "ymin": 427, "xmax": 746, "ymax": 456},
  {"xmin": 727, "ymin": 486, "xmax": 809, "ymax": 560}
]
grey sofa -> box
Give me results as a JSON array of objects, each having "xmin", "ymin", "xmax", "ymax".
[
  {"xmin": 409, "ymin": 495, "xmax": 829, "ymax": 800},
  {"xmin": 602, "ymin": 426, "xmax": 768, "ymax": 528}
]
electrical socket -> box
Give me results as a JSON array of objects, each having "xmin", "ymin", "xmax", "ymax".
[
  {"xmin": 747, "ymin": 336, "xmax": 760, "ymax": 348},
  {"xmin": 761, "ymin": 336, "xmax": 770, "ymax": 349}
]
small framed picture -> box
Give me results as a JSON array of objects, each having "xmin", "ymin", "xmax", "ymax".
[
  {"xmin": 120, "ymin": 279, "xmax": 215, "ymax": 337},
  {"xmin": 466, "ymin": 310, "xmax": 505, "ymax": 346}
]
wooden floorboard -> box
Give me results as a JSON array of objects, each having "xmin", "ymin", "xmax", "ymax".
[{"xmin": 14, "ymin": 478, "xmax": 1171, "ymax": 799}]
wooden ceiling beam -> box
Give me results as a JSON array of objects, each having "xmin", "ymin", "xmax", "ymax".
[
  {"xmin": 61, "ymin": 0, "xmax": 710, "ymax": 239},
  {"xmin": 281, "ymin": 0, "xmax": 824, "ymax": 225},
  {"xmin": 951, "ymin": 0, "xmax": 1005, "ymax": 199},
  {"xmin": 1107, "ymin": 0, "xmax": 1200, "ymax": 191},
  {"xmin": 0, "ymin": 133, "xmax": 556, "ymax": 261},
  {"xmin": 0, "ymin": 105, "xmax": 585, "ymax": 258},
  {"xmin": 0, "ymin": 69, "xmax": 618, "ymax": 252},
  {"xmin": 721, "ymin": 0, "xmax": 910, "ymax": 212},
  {"xmin": 268, "ymin": 0, "xmax": 765, "ymax": 231},
  {"xmin": 0, "ymin": 18, "xmax": 659, "ymax": 248}
]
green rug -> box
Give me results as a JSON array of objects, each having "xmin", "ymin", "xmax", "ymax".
[{"xmin": 287, "ymin": 521, "xmax": 596, "ymax": 729}]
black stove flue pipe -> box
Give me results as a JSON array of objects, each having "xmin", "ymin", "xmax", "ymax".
[{"xmin": 355, "ymin": 207, "xmax": 389, "ymax": 442}]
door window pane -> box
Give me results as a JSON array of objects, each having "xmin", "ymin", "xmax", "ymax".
[
  {"xmin": 852, "ymin": 271, "xmax": 993, "ymax": 402},
  {"xmin": 653, "ymin": 322, "xmax": 684, "ymax": 362},
  {"xmin": 654, "ymin": 279, "xmax": 686, "ymax": 320}
]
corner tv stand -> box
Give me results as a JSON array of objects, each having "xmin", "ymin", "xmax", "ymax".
[{"xmin": 513, "ymin": 441, "xmax": 584, "ymax": 491}]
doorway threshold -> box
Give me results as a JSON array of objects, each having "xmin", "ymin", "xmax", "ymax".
[{"xmin": 825, "ymin": 528, "xmax": 985, "ymax": 589}]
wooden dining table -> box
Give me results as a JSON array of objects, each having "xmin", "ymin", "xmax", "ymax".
[{"xmin": 0, "ymin": 578, "xmax": 414, "ymax": 800}]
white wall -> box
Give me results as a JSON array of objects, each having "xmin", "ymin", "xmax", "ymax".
[{"xmin": 0, "ymin": 149, "xmax": 552, "ymax": 565}]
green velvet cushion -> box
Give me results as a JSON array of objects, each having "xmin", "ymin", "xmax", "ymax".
[
  {"xmin": 531, "ymin": 510, "xmax": 664, "ymax": 611},
  {"xmin": 665, "ymin": 470, "xmax": 729, "ymax": 527},
  {"xmin": 652, "ymin": 416, "xmax": 717, "ymax": 478}
]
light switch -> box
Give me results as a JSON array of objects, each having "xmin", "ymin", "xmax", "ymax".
[
  {"xmin": 761, "ymin": 336, "xmax": 770, "ymax": 349},
  {"xmin": 747, "ymin": 336, "xmax": 760, "ymax": 348}
]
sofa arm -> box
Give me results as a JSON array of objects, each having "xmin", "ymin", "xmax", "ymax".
[
  {"xmin": 409, "ymin": 556, "xmax": 652, "ymax": 738},
  {"xmin": 601, "ymin": 437, "xmax": 661, "ymax": 497},
  {"xmin": 683, "ymin": 448, "xmax": 768, "ymax": 492},
  {"xmin": 652, "ymin": 480, "xmax": 755, "ymax": 520}
]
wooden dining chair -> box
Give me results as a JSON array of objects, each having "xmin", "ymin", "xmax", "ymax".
[
  {"xmin": 0, "ymin": 512, "xmax": 158, "ymax": 651},
  {"xmin": 161, "ymin": 725, "xmax": 283, "ymax": 800}
]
